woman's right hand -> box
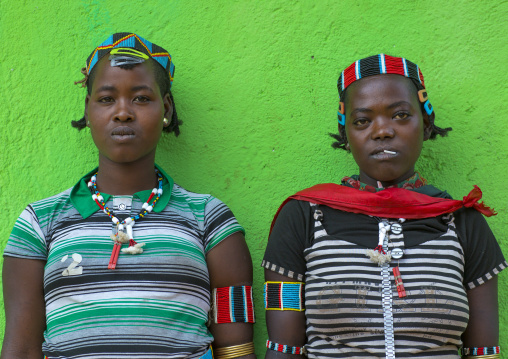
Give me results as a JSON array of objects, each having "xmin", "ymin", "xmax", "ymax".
[{"xmin": 1, "ymin": 257, "xmax": 46, "ymax": 359}]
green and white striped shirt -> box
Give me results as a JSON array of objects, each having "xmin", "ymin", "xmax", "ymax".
[{"xmin": 4, "ymin": 165, "xmax": 244, "ymax": 359}]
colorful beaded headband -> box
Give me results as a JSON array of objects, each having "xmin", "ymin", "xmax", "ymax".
[
  {"xmin": 337, "ymin": 54, "xmax": 432, "ymax": 126},
  {"xmin": 86, "ymin": 32, "xmax": 175, "ymax": 88}
]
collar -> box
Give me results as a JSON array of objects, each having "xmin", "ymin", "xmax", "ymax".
[
  {"xmin": 70, "ymin": 164, "xmax": 174, "ymax": 219},
  {"xmin": 341, "ymin": 172, "xmax": 427, "ymax": 192}
]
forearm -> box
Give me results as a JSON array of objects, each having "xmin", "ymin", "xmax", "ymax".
[
  {"xmin": 1, "ymin": 257, "xmax": 46, "ymax": 359},
  {"xmin": 461, "ymin": 276, "xmax": 499, "ymax": 346},
  {"xmin": 264, "ymin": 271, "xmax": 306, "ymax": 359},
  {"xmin": 207, "ymin": 233, "xmax": 255, "ymax": 358},
  {"xmin": 210, "ymin": 322, "xmax": 255, "ymax": 358},
  {"xmin": 460, "ymin": 277, "xmax": 500, "ymax": 359},
  {"xmin": 265, "ymin": 350, "xmax": 304, "ymax": 359},
  {"xmin": 0, "ymin": 346, "xmax": 44, "ymax": 359}
]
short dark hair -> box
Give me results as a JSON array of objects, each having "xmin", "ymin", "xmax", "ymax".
[
  {"xmin": 72, "ymin": 59, "xmax": 181, "ymax": 136},
  {"xmin": 329, "ymin": 78, "xmax": 451, "ymax": 151}
]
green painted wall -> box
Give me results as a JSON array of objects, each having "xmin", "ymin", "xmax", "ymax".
[{"xmin": 1, "ymin": 0, "xmax": 506, "ymax": 353}]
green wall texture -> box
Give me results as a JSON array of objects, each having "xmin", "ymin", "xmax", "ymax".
[{"xmin": 1, "ymin": 0, "xmax": 507, "ymax": 354}]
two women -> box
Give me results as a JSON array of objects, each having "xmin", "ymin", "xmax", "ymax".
[{"xmin": 2, "ymin": 37, "xmax": 504, "ymax": 359}]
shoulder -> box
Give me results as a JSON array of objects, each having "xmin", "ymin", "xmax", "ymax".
[
  {"xmin": 281, "ymin": 198, "xmax": 312, "ymax": 213},
  {"xmin": 411, "ymin": 184, "xmax": 453, "ymax": 199},
  {"xmin": 171, "ymin": 183, "xmax": 214, "ymax": 205},
  {"xmin": 27, "ymin": 187, "xmax": 75, "ymax": 219},
  {"xmin": 168, "ymin": 184, "xmax": 233, "ymax": 220},
  {"xmin": 453, "ymin": 205, "xmax": 493, "ymax": 233}
]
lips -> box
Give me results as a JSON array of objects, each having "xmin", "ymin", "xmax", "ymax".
[
  {"xmin": 111, "ymin": 126, "xmax": 136, "ymax": 142},
  {"xmin": 370, "ymin": 146, "xmax": 398, "ymax": 155},
  {"xmin": 111, "ymin": 126, "xmax": 135, "ymax": 136},
  {"xmin": 370, "ymin": 146, "xmax": 398, "ymax": 159}
]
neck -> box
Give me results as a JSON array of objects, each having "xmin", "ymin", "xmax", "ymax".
[
  {"xmin": 96, "ymin": 155, "xmax": 158, "ymax": 195},
  {"xmin": 359, "ymin": 170, "xmax": 416, "ymax": 189}
]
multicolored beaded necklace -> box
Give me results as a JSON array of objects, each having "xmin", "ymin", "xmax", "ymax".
[
  {"xmin": 341, "ymin": 172, "xmax": 427, "ymax": 193},
  {"xmin": 88, "ymin": 169, "xmax": 163, "ymax": 269}
]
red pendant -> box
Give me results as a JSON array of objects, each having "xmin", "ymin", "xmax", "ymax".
[
  {"xmin": 108, "ymin": 242, "xmax": 122, "ymax": 270},
  {"xmin": 393, "ymin": 266, "xmax": 407, "ymax": 298}
]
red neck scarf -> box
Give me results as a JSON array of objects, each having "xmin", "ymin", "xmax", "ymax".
[{"xmin": 270, "ymin": 184, "xmax": 496, "ymax": 234}]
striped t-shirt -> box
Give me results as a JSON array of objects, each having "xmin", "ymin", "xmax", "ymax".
[
  {"xmin": 263, "ymin": 186, "xmax": 506, "ymax": 359},
  {"xmin": 4, "ymin": 166, "xmax": 244, "ymax": 359}
]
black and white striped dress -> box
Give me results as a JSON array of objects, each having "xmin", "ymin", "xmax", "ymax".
[{"xmin": 263, "ymin": 186, "xmax": 506, "ymax": 359}]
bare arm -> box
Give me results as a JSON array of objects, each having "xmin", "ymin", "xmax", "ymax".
[
  {"xmin": 461, "ymin": 275, "xmax": 499, "ymax": 352},
  {"xmin": 207, "ymin": 232, "xmax": 256, "ymax": 358},
  {"xmin": 1, "ymin": 257, "xmax": 46, "ymax": 359},
  {"xmin": 264, "ymin": 270, "xmax": 306, "ymax": 359}
]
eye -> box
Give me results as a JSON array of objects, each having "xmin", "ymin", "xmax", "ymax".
[
  {"xmin": 394, "ymin": 112, "xmax": 410, "ymax": 120},
  {"xmin": 352, "ymin": 118, "xmax": 370, "ymax": 127},
  {"xmin": 98, "ymin": 96, "xmax": 114, "ymax": 103},
  {"xmin": 134, "ymin": 96, "xmax": 150, "ymax": 103}
]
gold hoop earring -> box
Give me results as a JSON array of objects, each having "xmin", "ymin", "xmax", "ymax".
[{"xmin": 163, "ymin": 118, "xmax": 169, "ymax": 127}]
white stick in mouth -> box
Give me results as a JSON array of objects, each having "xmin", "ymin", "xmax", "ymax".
[{"xmin": 383, "ymin": 150, "xmax": 396, "ymax": 155}]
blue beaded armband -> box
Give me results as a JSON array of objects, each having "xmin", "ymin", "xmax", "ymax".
[{"xmin": 264, "ymin": 281, "xmax": 305, "ymax": 311}]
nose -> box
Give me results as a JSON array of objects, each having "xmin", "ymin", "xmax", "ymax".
[
  {"xmin": 371, "ymin": 118, "xmax": 394, "ymax": 140},
  {"xmin": 114, "ymin": 99, "xmax": 134, "ymax": 122}
]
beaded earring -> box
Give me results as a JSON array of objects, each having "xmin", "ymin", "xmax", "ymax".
[
  {"xmin": 337, "ymin": 102, "xmax": 345, "ymax": 127},
  {"xmin": 418, "ymin": 89, "xmax": 433, "ymax": 116}
]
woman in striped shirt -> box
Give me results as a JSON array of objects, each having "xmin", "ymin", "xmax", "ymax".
[
  {"xmin": 2, "ymin": 33, "xmax": 255, "ymax": 359},
  {"xmin": 263, "ymin": 55, "xmax": 505, "ymax": 359}
]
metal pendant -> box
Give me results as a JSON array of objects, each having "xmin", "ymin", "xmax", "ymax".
[
  {"xmin": 390, "ymin": 223, "xmax": 402, "ymax": 235},
  {"xmin": 391, "ymin": 247, "xmax": 404, "ymax": 259}
]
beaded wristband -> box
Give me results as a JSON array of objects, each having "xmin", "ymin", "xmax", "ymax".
[
  {"xmin": 266, "ymin": 340, "xmax": 305, "ymax": 355},
  {"xmin": 264, "ymin": 281, "xmax": 305, "ymax": 311},
  {"xmin": 213, "ymin": 286, "xmax": 255, "ymax": 324},
  {"xmin": 462, "ymin": 355, "xmax": 500, "ymax": 359},
  {"xmin": 462, "ymin": 347, "xmax": 500, "ymax": 356}
]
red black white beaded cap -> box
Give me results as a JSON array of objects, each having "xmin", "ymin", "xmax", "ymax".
[{"xmin": 337, "ymin": 54, "xmax": 426, "ymax": 99}]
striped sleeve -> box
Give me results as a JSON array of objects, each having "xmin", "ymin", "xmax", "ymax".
[
  {"xmin": 4, "ymin": 205, "xmax": 47, "ymax": 260},
  {"xmin": 203, "ymin": 197, "xmax": 244, "ymax": 253},
  {"xmin": 262, "ymin": 200, "xmax": 310, "ymax": 281},
  {"xmin": 455, "ymin": 207, "xmax": 506, "ymax": 289}
]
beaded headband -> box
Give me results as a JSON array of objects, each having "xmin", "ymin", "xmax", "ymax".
[
  {"xmin": 337, "ymin": 54, "xmax": 432, "ymax": 126},
  {"xmin": 86, "ymin": 32, "xmax": 175, "ymax": 88}
]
